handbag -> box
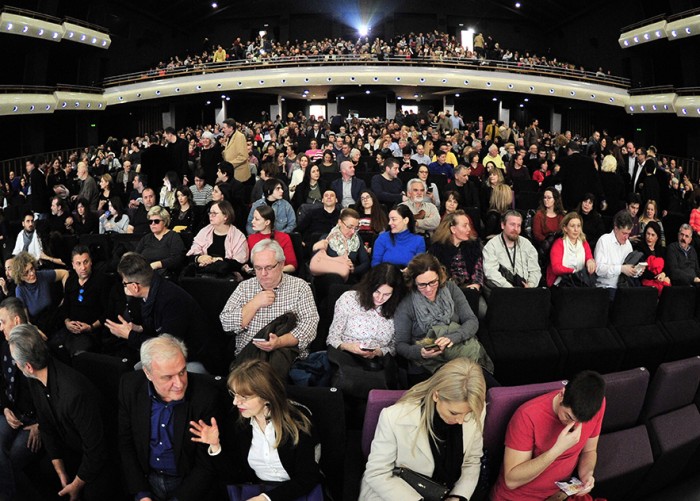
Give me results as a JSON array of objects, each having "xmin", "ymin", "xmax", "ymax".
[
  {"xmin": 309, "ymin": 249, "xmax": 350, "ymax": 280},
  {"xmin": 559, "ymin": 268, "xmax": 597, "ymax": 288},
  {"xmin": 392, "ymin": 467, "xmax": 450, "ymax": 501}
]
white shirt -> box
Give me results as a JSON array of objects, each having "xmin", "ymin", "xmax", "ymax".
[
  {"xmin": 247, "ymin": 419, "xmax": 290, "ymax": 482},
  {"xmin": 594, "ymin": 230, "xmax": 632, "ymax": 288}
]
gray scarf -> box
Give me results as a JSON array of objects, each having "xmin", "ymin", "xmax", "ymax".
[
  {"xmin": 411, "ymin": 285, "xmax": 454, "ymax": 336},
  {"xmin": 22, "ymin": 230, "xmax": 33, "ymax": 252}
]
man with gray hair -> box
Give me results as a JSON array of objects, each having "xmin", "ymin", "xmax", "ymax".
[
  {"xmin": 9, "ymin": 323, "xmax": 112, "ymax": 500},
  {"xmin": 594, "ymin": 210, "xmax": 638, "ymax": 298},
  {"xmin": 401, "ymin": 178, "xmax": 440, "ymax": 235},
  {"xmin": 220, "ymin": 239, "xmax": 318, "ymax": 376},
  {"xmin": 119, "ymin": 334, "xmax": 219, "ymax": 501},
  {"xmin": 666, "ymin": 224, "xmax": 700, "ymax": 285},
  {"xmin": 331, "ymin": 160, "xmax": 367, "ymax": 208}
]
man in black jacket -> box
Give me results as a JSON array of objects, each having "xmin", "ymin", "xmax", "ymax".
[
  {"xmin": 9, "ymin": 323, "xmax": 113, "ymax": 500},
  {"xmin": 557, "ymin": 142, "xmax": 605, "ymax": 211},
  {"xmin": 26, "ymin": 158, "xmax": 50, "ymax": 221},
  {"xmin": 119, "ymin": 334, "xmax": 220, "ymax": 501}
]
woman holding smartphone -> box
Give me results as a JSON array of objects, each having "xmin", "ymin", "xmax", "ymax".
[{"xmin": 326, "ymin": 264, "xmax": 406, "ymax": 399}]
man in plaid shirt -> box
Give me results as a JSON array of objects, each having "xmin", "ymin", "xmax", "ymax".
[{"xmin": 220, "ymin": 239, "xmax": 318, "ymax": 376}]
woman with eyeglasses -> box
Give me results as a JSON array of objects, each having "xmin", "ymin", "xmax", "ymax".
[
  {"xmin": 189, "ymin": 359, "xmax": 322, "ymax": 500},
  {"xmin": 533, "ymin": 188, "xmax": 565, "ymax": 248},
  {"xmin": 11, "ymin": 251, "xmax": 68, "ymax": 332},
  {"xmin": 135, "ymin": 205, "xmax": 185, "ymax": 275},
  {"xmin": 98, "ymin": 197, "xmax": 129, "ymax": 234},
  {"xmin": 416, "ymin": 165, "xmax": 441, "ymax": 209},
  {"xmin": 326, "ymin": 263, "xmax": 405, "ymax": 399},
  {"xmin": 247, "ymin": 205, "xmax": 297, "ymax": 273},
  {"xmin": 311, "ymin": 208, "xmax": 370, "ymax": 300},
  {"xmin": 394, "ymin": 253, "xmax": 493, "ymax": 386},
  {"xmin": 361, "ymin": 358, "xmax": 486, "ymax": 501},
  {"xmin": 246, "ymin": 179, "xmax": 296, "ymax": 235},
  {"xmin": 187, "ymin": 200, "xmax": 248, "ymax": 276}
]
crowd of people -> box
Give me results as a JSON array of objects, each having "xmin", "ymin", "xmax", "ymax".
[
  {"xmin": 0, "ymin": 107, "xmax": 698, "ymax": 500},
  {"xmin": 137, "ymin": 29, "xmax": 615, "ymax": 82}
]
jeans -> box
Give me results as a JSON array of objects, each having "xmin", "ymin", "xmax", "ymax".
[
  {"xmin": 147, "ymin": 471, "xmax": 182, "ymax": 501},
  {"xmin": 0, "ymin": 416, "xmax": 39, "ymax": 500}
]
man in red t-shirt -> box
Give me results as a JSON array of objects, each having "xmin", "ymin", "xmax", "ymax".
[{"xmin": 491, "ymin": 371, "xmax": 606, "ymax": 501}]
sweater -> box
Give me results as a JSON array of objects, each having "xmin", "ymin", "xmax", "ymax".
[{"xmin": 371, "ymin": 230, "xmax": 426, "ymax": 267}]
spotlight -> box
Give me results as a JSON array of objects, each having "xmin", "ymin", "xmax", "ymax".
[
  {"xmin": 226, "ymin": 97, "xmax": 230, "ymax": 101},
  {"xmin": 633, "ymin": 36, "xmax": 639, "ymax": 43},
  {"xmin": 519, "ymin": 103, "xmax": 524, "ymax": 107},
  {"xmin": 652, "ymin": 105, "xmax": 657, "ymax": 111},
  {"xmin": 29, "ymin": 105, "xmax": 35, "ymax": 111},
  {"xmin": 6, "ymin": 23, "xmax": 12, "ymax": 30},
  {"xmin": 62, "ymin": 101, "xmax": 68, "ymax": 107},
  {"xmin": 358, "ymin": 25, "xmax": 368, "ymax": 37},
  {"xmin": 570, "ymin": 91, "xmax": 576, "ymax": 96},
  {"xmin": 211, "ymin": 2, "xmax": 218, "ymax": 7},
  {"xmin": 365, "ymin": 90, "xmax": 370, "ymax": 94},
  {"xmin": 515, "ymin": 2, "xmax": 521, "ymax": 7},
  {"xmin": 492, "ymin": 97, "xmax": 497, "ymax": 101},
  {"xmin": 102, "ymin": 40, "xmax": 107, "ymax": 46},
  {"xmin": 97, "ymin": 103, "xmax": 103, "ymax": 108},
  {"xmin": 136, "ymin": 93, "xmax": 142, "ymax": 97},
  {"xmin": 682, "ymin": 108, "xmax": 688, "ymax": 115},
  {"xmin": 340, "ymin": 96, "xmax": 345, "ymax": 100},
  {"xmin": 206, "ymin": 100, "xmax": 211, "ymax": 105},
  {"xmin": 671, "ymin": 30, "xmax": 677, "ymax": 37},
  {"xmin": 175, "ymin": 87, "xmax": 180, "ymax": 92},
  {"xmin": 45, "ymin": 105, "xmax": 51, "ymax": 110},
  {"xmin": 455, "ymin": 93, "xmax": 460, "ymax": 97},
  {"xmin": 640, "ymin": 105, "xmax": 646, "ymax": 111},
  {"xmin": 196, "ymin": 85, "xmax": 201, "ymax": 90},
  {"xmin": 524, "ymin": 98, "xmax": 529, "ymax": 102},
  {"xmin": 86, "ymin": 103, "xmax": 91, "ymax": 108},
  {"xmin": 91, "ymin": 37, "xmax": 97, "ymax": 44},
  {"xmin": 397, "ymin": 96, "xmax": 402, "ymax": 100},
  {"xmin": 643, "ymin": 33, "xmax": 650, "ymax": 40},
  {"xmin": 75, "ymin": 101, "xmax": 80, "ymax": 107},
  {"xmin": 22, "ymin": 25, "xmax": 28, "ymax": 33},
  {"xmin": 12, "ymin": 106, "xmax": 17, "ymax": 112},
  {"xmin": 623, "ymin": 40, "xmax": 629, "ymax": 46},
  {"xmin": 155, "ymin": 90, "xmax": 160, "ymax": 95},
  {"xmin": 53, "ymin": 32, "xmax": 60, "ymax": 39},
  {"xmin": 68, "ymin": 32, "xmax": 74, "ymax": 38},
  {"xmin": 38, "ymin": 29, "xmax": 44, "ymax": 36},
  {"xmin": 259, "ymin": 80, "xmax": 264, "ymax": 84},
  {"xmin": 686, "ymin": 27, "xmax": 691, "ymax": 34},
  {"xmin": 80, "ymin": 34, "xmax": 86, "ymax": 41}
]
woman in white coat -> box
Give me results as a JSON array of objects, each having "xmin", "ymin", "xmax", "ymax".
[{"xmin": 360, "ymin": 358, "xmax": 486, "ymax": 501}]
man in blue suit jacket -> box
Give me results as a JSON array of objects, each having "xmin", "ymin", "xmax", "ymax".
[{"xmin": 331, "ymin": 160, "xmax": 367, "ymax": 208}]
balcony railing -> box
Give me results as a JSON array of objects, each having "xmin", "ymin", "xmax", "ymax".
[{"xmin": 102, "ymin": 54, "xmax": 631, "ymax": 89}]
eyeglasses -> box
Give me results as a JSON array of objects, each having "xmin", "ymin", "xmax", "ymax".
[
  {"xmin": 416, "ymin": 278, "xmax": 439, "ymax": 289},
  {"xmin": 149, "ymin": 219, "xmax": 163, "ymax": 225},
  {"xmin": 360, "ymin": 196, "xmax": 371, "ymax": 201},
  {"xmin": 21, "ymin": 268, "xmax": 36, "ymax": 279},
  {"xmin": 340, "ymin": 220, "xmax": 359, "ymax": 232},
  {"xmin": 78, "ymin": 287, "xmax": 85, "ymax": 303},
  {"xmin": 122, "ymin": 281, "xmax": 139, "ymax": 288},
  {"xmin": 208, "ymin": 210, "xmax": 222, "ymax": 216},
  {"xmin": 228, "ymin": 389, "xmax": 252, "ymax": 402},
  {"xmin": 253, "ymin": 262, "xmax": 280, "ymax": 273}
]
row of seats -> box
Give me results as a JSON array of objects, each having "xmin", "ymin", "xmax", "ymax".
[
  {"xmin": 363, "ymin": 356, "xmax": 700, "ymax": 501},
  {"xmin": 480, "ymin": 285, "xmax": 700, "ymax": 385}
]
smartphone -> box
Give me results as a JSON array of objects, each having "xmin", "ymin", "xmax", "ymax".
[
  {"xmin": 360, "ymin": 347, "xmax": 376, "ymax": 352},
  {"xmin": 424, "ymin": 343, "xmax": 440, "ymax": 351}
]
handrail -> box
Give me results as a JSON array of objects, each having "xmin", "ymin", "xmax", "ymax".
[
  {"xmin": 1, "ymin": 5, "xmax": 62, "ymax": 24},
  {"xmin": 0, "ymin": 147, "xmax": 87, "ymax": 180},
  {"xmin": 667, "ymin": 6, "xmax": 700, "ymax": 22},
  {"xmin": 621, "ymin": 13, "xmax": 667, "ymax": 33},
  {"xmin": 102, "ymin": 54, "xmax": 631, "ymax": 89}
]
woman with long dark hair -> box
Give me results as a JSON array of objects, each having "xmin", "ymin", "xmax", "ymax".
[
  {"xmin": 246, "ymin": 178, "xmax": 296, "ymax": 234},
  {"xmin": 370, "ymin": 205, "xmax": 425, "ymax": 268},
  {"xmin": 247, "ymin": 204, "xmax": 297, "ymax": 273},
  {"xmin": 98, "ymin": 197, "xmax": 129, "ymax": 234},
  {"xmin": 357, "ymin": 189, "xmax": 388, "ymax": 235},
  {"xmin": 292, "ymin": 163, "xmax": 324, "ymax": 210}
]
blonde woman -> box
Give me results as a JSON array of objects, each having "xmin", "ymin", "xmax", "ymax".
[
  {"xmin": 483, "ymin": 184, "xmax": 513, "ymax": 240},
  {"xmin": 360, "ymin": 358, "xmax": 486, "ymax": 501}
]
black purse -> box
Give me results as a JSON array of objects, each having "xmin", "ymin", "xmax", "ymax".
[{"xmin": 392, "ymin": 467, "xmax": 450, "ymax": 501}]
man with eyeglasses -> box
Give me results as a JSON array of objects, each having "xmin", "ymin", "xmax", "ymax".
[
  {"xmin": 491, "ymin": 371, "xmax": 606, "ymax": 501},
  {"xmin": 49, "ymin": 246, "xmax": 108, "ymax": 358},
  {"xmin": 220, "ymin": 239, "xmax": 318, "ymax": 377},
  {"xmin": 118, "ymin": 334, "xmax": 220, "ymax": 501},
  {"xmin": 105, "ymin": 253, "xmax": 218, "ymax": 373},
  {"xmin": 401, "ymin": 178, "xmax": 440, "ymax": 235}
]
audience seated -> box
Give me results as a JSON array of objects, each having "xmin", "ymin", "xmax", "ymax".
[
  {"xmin": 665, "ymin": 224, "xmax": 700, "ymax": 285},
  {"xmin": 246, "ymin": 178, "xmax": 296, "ymax": 234},
  {"xmin": 190, "ymin": 359, "xmax": 322, "ymax": 500},
  {"xmin": 532, "ymin": 188, "xmax": 565, "ymax": 248},
  {"xmin": 356, "ymin": 189, "xmax": 388, "ymax": 236},
  {"xmin": 371, "ymin": 158, "xmax": 404, "ymax": 207},
  {"xmin": 246, "ymin": 204, "xmax": 296, "ymax": 273},
  {"xmin": 394, "ymin": 253, "xmax": 492, "ymax": 385},
  {"xmin": 296, "ymin": 190, "xmax": 340, "ymax": 250},
  {"xmin": 219, "ymin": 239, "xmax": 319, "ymax": 377},
  {"xmin": 594, "ymin": 210, "xmax": 638, "ymax": 298},
  {"xmin": 491, "ymin": 370, "xmax": 606, "ymax": 501},
  {"xmin": 482, "ymin": 210, "xmax": 541, "ymax": 294},
  {"xmin": 361, "ymin": 358, "xmax": 486, "ymax": 500},
  {"xmin": 400, "ymin": 178, "xmax": 440, "ymax": 235},
  {"xmin": 546, "ymin": 212, "xmax": 596, "ymax": 287},
  {"xmin": 371, "ymin": 205, "xmax": 426, "ymax": 268},
  {"xmin": 576, "ymin": 193, "xmax": 605, "ymax": 250},
  {"xmin": 134, "ymin": 205, "xmax": 186, "ymax": 276}
]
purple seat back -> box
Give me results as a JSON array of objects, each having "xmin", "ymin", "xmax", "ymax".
[
  {"xmin": 362, "ymin": 389, "xmax": 406, "ymax": 458},
  {"xmin": 642, "ymin": 356, "xmax": 700, "ymax": 420},
  {"xmin": 601, "ymin": 367, "xmax": 650, "ymax": 433},
  {"xmin": 484, "ymin": 379, "xmax": 565, "ymax": 470}
]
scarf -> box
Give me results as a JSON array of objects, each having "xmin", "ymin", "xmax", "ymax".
[
  {"xmin": 326, "ymin": 225, "xmax": 360, "ymax": 255},
  {"xmin": 411, "ymin": 285, "xmax": 454, "ymax": 336},
  {"xmin": 22, "ymin": 230, "xmax": 33, "ymax": 252}
]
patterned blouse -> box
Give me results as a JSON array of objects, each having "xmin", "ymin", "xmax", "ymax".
[{"xmin": 327, "ymin": 291, "xmax": 396, "ymax": 356}]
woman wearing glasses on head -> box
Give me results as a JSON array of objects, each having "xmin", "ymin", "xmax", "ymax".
[
  {"xmin": 326, "ymin": 264, "xmax": 406, "ymax": 399},
  {"xmin": 189, "ymin": 359, "xmax": 323, "ymax": 501},
  {"xmin": 135, "ymin": 205, "xmax": 186, "ymax": 276},
  {"xmin": 394, "ymin": 253, "xmax": 493, "ymax": 386},
  {"xmin": 187, "ymin": 200, "xmax": 248, "ymax": 277}
]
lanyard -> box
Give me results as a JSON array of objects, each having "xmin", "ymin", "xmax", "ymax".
[{"xmin": 501, "ymin": 234, "xmax": 517, "ymax": 272}]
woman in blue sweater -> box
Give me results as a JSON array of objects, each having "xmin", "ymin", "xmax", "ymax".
[
  {"xmin": 246, "ymin": 178, "xmax": 296, "ymax": 235},
  {"xmin": 371, "ymin": 204, "xmax": 425, "ymax": 268}
]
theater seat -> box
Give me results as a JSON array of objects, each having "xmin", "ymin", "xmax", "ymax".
[
  {"xmin": 594, "ymin": 368, "xmax": 654, "ymax": 500},
  {"xmin": 483, "ymin": 379, "xmax": 565, "ymax": 489},
  {"xmin": 286, "ymin": 385, "xmax": 346, "ymax": 501},
  {"xmin": 633, "ymin": 357, "xmax": 700, "ymax": 497},
  {"xmin": 311, "ymin": 282, "xmax": 353, "ymax": 353},
  {"xmin": 361, "ymin": 389, "xmax": 406, "ymax": 458},
  {"xmin": 656, "ymin": 286, "xmax": 700, "ymax": 362},
  {"xmin": 480, "ymin": 287, "xmax": 565, "ymax": 384},
  {"xmin": 609, "ymin": 287, "xmax": 669, "ymax": 372},
  {"xmin": 550, "ymin": 287, "xmax": 625, "ymax": 377}
]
